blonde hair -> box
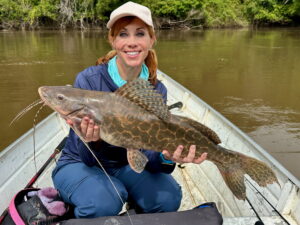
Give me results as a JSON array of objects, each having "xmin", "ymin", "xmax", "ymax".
[{"xmin": 96, "ymin": 16, "xmax": 158, "ymax": 85}]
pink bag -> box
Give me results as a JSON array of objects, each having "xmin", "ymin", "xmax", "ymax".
[{"xmin": 2, "ymin": 187, "xmax": 67, "ymax": 225}]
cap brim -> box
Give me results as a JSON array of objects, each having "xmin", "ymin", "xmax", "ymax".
[{"xmin": 107, "ymin": 13, "xmax": 153, "ymax": 29}]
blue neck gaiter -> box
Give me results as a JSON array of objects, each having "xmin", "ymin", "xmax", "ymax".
[{"xmin": 108, "ymin": 56, "xmax": 149, "ymax": 88}]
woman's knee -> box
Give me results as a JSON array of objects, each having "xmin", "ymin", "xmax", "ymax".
[
  {"xmin": 53, "ymin": 163, "xmax": 128, "ymax": 218},
  {"xmin": 140, "ymin": 179, "xmax": 182, "ymax": 213},
  {"xmin": 151, "ymin": 185, "xmax": 182, "ymax": 212},
  {"xmin": 73, "ymin": 180, "xmax": 128, "ymax": 218},
  {"xmin": 74, "ymin": 196, "xmax": 124, "ymax": 218}
]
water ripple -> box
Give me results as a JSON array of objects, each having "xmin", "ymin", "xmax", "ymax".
[
  {"xmin": 214, "ymin": 96, "xmax": 300, "ymax": 154},
  {"xmin": 0, "ymin": 60, "xmax": 65, "ymax": 66}
]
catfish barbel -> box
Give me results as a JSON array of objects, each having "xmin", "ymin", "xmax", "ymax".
[{"xmin": 38, "ymin": 79, "xmax": 278, "ymax": 200}]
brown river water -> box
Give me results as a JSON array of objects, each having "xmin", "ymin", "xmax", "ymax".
[{"xmin": 0, "ymin": 29, "xmax": 299, "ymax": 179}]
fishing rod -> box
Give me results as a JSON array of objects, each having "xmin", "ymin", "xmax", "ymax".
[
  {"xmin": 0, "ymin": 137, "xmax": 67, "ymax": 224},
  {"xmin": 27, "ymin": 137, "xmax": 67, "ymax": 188},
  {"xmin": 245, "ymin": 178, "xmax": 291, "ymax": 225},
  {"xmin": 246, "ymin": 197, "xmax": 264, "ymax": 225}
]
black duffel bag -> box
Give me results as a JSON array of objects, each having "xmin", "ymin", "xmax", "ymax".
[{"xmin": 62, "ymin": 202, "xmax": 223, "ymax": 225}]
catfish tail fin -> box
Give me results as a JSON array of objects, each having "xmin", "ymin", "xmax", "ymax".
[{"xmin": 215, "ymin": 147, "xmax": 279, "ymax": 200}]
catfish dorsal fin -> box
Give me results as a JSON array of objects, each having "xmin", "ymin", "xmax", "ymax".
[
  {"xmin": 177, "ymin": 115, "xmax": 222, "ymax": 145},
  {"xmin": 114, "ymin": 79, "xmax": 170, "ymax": 121}
]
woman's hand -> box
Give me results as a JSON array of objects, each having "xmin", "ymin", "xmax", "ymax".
[
  {"xmin": 162, "ymin": 145, "xmax": 207, "ymax": 164},
  {"xmin": 66, "ymin": 117, "xmax": 100, "ymax": 142}
]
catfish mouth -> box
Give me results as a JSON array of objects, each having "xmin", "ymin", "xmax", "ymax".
[
  {"xmin": 64, "ymin": 106, "xmax": 85, "ymax": 117},
  {"xmin": 56, "ymin": 106, "xmax": 85, "ymax": 122}
]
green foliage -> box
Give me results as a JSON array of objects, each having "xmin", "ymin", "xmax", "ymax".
[
  {"xmin": 0, "ymin": 0, "xmax": 59, "ymax": 26},
  {"xmin": 95, "ymin": 0, "xmax": 126, "ymax": 21},
  {"xmin": 142, "ymin": 0, "xmax": 201, "ymax": 20},
  {"xmin": 73, "ymin": 0, "xmax": 97, "ymax": 21},
  {"xmin": 242, "ymin": 0, "xmax": 292, "ymax": 24},
  {"xmin": 289, "ymin": 0, "xmax": 300, "ymax": 17},
  {"xmin": 0, "ymin": 0, "xmax": 27, "ymax": 22},
  {"xmin": 28, "ymin": 0, "xmax": 59, "ymax": 23},
  {"xmin": 0, "ymin": 0, "xmax": 299, "ymax": 29},
  {"xmin": 201, "ymin": 0, "xmax": 246, "ymax": 27}
]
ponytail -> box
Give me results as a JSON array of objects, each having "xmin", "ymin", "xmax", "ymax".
[
  {"xmin": 96, "ymin": 50, "xmax": 117, "ymax": 65},
  {"xmin": 145, "ymin": 49, "xmax": 158, "ymax": 85}
]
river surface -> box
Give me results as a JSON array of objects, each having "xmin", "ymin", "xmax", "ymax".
[{"xmin": 0, "ymin": 29, "xmax": 299, "ymax": 179}]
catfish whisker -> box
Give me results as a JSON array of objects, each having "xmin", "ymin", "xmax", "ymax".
[
  {"xmin": 10, "ymin": 99, "xmax": 44, "ymax": 126},
  {"xmin": 32, "ymin": 102, "xmax": 46, "ymax": 178},
  {"xmin": 33, "ymin": 103, "xmax": 46, "ymax": 127}
]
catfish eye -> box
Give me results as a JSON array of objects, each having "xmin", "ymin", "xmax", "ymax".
[{"xmin": 57, "ymin": 94, "xmax": 64, "ymax": 101}]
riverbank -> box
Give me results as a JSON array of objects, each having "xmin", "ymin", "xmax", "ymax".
[
  {"xmin": 1, "ymin": 18, "xmax": 300, "ymax": 31},
  {"xmin": 1, "ymin": 0, "xmax": 300, "ymax": 30}
]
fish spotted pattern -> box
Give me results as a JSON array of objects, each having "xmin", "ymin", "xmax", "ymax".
[{"xmin": 38, "ymin": 79, "xmax": 279, "ymax": 200}]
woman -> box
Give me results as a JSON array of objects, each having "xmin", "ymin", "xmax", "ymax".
[{"xmin": 52, "ymin": 1, "xmax": 207, "ymax": 218}]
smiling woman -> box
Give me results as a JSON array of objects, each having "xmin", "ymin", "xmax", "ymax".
[{"xmin": 50, "ymin": 1, "xmax": 207, "ymax": 219}]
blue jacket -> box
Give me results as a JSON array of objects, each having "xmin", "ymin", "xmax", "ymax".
[{"xmin": 53, "ymin": 64, "xmax": 175, "ymax": 175}]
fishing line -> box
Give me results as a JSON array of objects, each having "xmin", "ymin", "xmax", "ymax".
[
  {"xmin": 245, "ymin": 178, "xmax": 290, "ymax": 225},
  {"xmin": 10, "ymin": 98, "xmax": 45, "ymax": 186},
  {"xmin": 73, "ymin": 128, "xmax": 134, "ymax": 225},
  {"xmin": 32, "ymin": 103, "xmax": 46, "ymax": 184}
]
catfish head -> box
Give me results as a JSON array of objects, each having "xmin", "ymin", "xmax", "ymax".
[{"xmin": 38, "ymin": 86, "xmax": 105, "ymax": 126}]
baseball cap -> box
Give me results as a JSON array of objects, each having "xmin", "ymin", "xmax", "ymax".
[{"xmin": 107, "ymin": 1, "xmax": 154, "ymax": 29}]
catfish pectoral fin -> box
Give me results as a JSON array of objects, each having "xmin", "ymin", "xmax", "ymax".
[{"xmin": 127, "ymin": 148, "xmax": 149, "ymax": 173}]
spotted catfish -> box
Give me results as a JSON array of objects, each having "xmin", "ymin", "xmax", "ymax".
[{"xmin": 38, "ymin": 79, "xmax": 278, "ymax": 200}]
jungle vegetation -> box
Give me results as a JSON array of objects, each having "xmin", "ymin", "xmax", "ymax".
[{"xmin": 1, "ymin": 0, "xmax": 300, "ymax": 29}]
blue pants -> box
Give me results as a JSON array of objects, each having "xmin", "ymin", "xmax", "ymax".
[{"xmin": 52, "ymin": 162, "xmax": 182, "ymax": 218}]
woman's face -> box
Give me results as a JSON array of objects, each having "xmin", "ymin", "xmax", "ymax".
[{"xmin": 111, "ymin": 18, "xmax": 155, "ymax": 70}]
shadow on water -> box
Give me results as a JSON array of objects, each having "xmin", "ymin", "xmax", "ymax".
[{"xmin": 0, "ymin": 29, "xmax": 299, "ymax": 179}]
